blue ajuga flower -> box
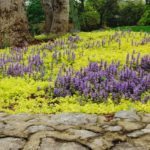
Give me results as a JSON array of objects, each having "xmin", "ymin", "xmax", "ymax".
[{"xmin": 54, "ymin": 54, "xmax": 150, "ymax": 102}]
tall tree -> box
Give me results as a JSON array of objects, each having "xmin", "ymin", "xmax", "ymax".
[
  {"xmin": 51, "ymin": 0, "xmax": 69, "ymax": 33},
  {"xmin": 41, "ymin": 0, "xmax": 69, "ymax": 34},
  {"xmin": 0, "ymin": 0, "xmax": 31, "ymax": 48},
  {"xmin": 41, "ymin": 0, "xmax": 54, "ymax": 33}
]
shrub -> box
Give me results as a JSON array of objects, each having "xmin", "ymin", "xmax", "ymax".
[
  {"xmin": 80, "ymin": 11, "xmax": 100, "ymax": 31},
  {"xmin": 26, "ymin": 0, "xmax": 45, "ymax": 35},
  {"xmin": 29, "ymin": 22, "xmax": 45, "ymax": 35},
  {"xmin": 118, "ymin": 1, "xmax": 144, "ymax": 26},
  {"xmin": 138, "ymin": 6, "xmax": 150, "ymax": 25}
]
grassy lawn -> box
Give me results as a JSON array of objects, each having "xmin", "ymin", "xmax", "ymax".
[
  {"xmin": 0, "ymin": 29, "xmax": 150, "ymax": 114},
  {"xmin": 114, "ymin": 26, "xmax": 150, "ymax": 32}
]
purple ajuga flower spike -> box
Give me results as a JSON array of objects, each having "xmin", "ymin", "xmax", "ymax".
[{"xmin": 54, "ymin": 54, "xmax": 150, "ymax": 102}]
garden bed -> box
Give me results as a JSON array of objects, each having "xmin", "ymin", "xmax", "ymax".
[{"xmin": 0, "ymin": 30, "xmax": 149, "ymax": 114}]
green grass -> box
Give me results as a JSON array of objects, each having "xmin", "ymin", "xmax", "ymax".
[
  {"xmin": 0, "ymin": 29, "xmax": 150, "ymax": 114},
  {"xmin": 35, "ymin": 33, "xmax": 59, "ymax": 41},
  {"xmin": 114, "ymin": 26, "xmax": 150, "ymax": 32}
]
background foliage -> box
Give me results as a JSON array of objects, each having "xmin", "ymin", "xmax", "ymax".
[{"xmin": 26, "ymin": 0, "xmax": 150, "ymax": 34}]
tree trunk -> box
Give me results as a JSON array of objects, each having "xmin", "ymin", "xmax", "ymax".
[
  {"xmin": 51, "ymin": 0, "xmax": 69, "ymax": 33},
  {"xmin": 41, "ymin": 0, "xmax": 69, "ymax": 34},
  {"xmin": 0, "ymin": 0, "xmax": 31, "ymax": 48},
  {"xmin": 41, "ymin": 0, "xmax": 54, "ymax": 33}
]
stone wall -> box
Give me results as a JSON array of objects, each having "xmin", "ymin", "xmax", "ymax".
[{"xmin": 0, "ymin": 111, "xmax": 150, "ymax": 150}]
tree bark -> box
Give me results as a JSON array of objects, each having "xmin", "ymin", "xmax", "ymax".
[
  {"xmin": 0, "ymin": 0, "xmax": 31, "ymax": 48},
  {"xmin": 41, "ymin": 0, "xmax": 54, "ymax": 33},
  {"xmin": 41, "ymin": 0, "xmax": 69, "ymax": 34}
]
